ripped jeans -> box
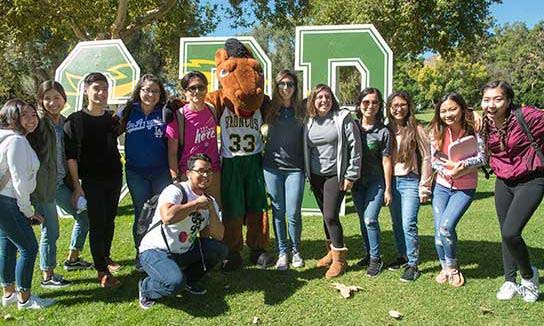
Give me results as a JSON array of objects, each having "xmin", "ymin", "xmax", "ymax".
[{"xmin": 432, "ymin": 183, "xmax": 475, "ymax": 269}]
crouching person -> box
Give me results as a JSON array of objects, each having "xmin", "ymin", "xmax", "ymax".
[{"xmin": 137, "ymin": 153, "xmax": 227, "ymax": 309}]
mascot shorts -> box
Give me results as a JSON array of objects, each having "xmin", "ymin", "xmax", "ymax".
[{"xmin": 221, "ymin": 154, "xmax": 267, "ymax": 219}]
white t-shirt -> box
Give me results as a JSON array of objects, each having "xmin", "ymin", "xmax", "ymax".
[
  {"xmin": 220, "ymin": 108, "xmax": 263, "ymax": 158},
  {"xmin": 139, "ymin": 182, "xmax": 220, "ymax": 254}
]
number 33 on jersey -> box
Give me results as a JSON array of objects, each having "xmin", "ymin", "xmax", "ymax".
[{"xmin": 220, "ymin": 109, "xmax": 264, "ymax": 158}]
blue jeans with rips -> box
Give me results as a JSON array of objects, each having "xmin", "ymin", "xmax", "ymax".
[
  {"xmin": 432, "ymin": 183, "xmax": 475, "ymax": 269},
  {"xmin": 34, "ymin": 182, "xmax": 89, "ymax": 271},
  {"xmin": 263, "ymin": 168, "xmax": 305, "ymax": 255},
  {"xmin": 126, "ymin": 167, "xmax": 171, "ymax": 249},
  {"xmin": 139, "ymin": 238, "xmax": 228, "ymax": 300},
  {"xmin": 352, "ymin": 176, "xmax": 385, "ymax": 260},
  {"xmin": 0, "ymin": 195, "xmax": 38, "ymax": 292},
  {"xmin": 389, "ymin": 173, "xmax": 420, "ymax": 267}
]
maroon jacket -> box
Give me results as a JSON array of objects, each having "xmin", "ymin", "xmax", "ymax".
[{"xmin": 487, "ymin": 106, "xmax": 544, "ymax": 181}]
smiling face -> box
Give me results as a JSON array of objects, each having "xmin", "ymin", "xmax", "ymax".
[
  {"xmin": 389, "ymin": 96, "xmax": 410, "ymax": 124},
  {"xmin": 186, "ymin": 159, "xmax": 213, "ymax": 191},
  {"xmin": 184, "ymin": 77, "xmax": 207, "ymax": 106},
  {"xmin": 20, "ymin": 105, "xmax": 38, "ymax": 134},
  {"xmin": 139, "ymin": 81, "xmax": 161, "ymax": 110},
  {"xmin": 481, "ymin": 87, "xmax": 510, "ymax": 122},
  {"xmin": 439, "ymin": 99, "xmax": 463, "ymax": 128},
  {"xmin": 84, "ymin": 81, "xmax": 109, "ymax": 108},
  {"xmin": 359, "ymin": 93, "xmax": 380, "ymax": 120},
  {"xmin": 42, "ymin": 88, "xmax": 66, "ymax": 118},
  {"xmin": 314, "ymin": 89, "xmax": 333, "ymax": 117}
]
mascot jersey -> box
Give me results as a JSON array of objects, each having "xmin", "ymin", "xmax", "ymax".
[{"xmin": 220, "ymin": 108, "xmax": 263, "ymax": 158}]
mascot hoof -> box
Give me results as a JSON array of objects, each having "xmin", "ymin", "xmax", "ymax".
[
  {"xmin": 222, "ymin": 252, "xmax": 243, "ymax": 272},
  {"xmin": 250, "ymin": 250, "xmax": 274, "ymax": 269}
]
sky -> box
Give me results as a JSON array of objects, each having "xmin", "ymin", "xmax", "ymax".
[{"xmin": 207, "ymin": 0, "xmax": 543, "ymax": 36}]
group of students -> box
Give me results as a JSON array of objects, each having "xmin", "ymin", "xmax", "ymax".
[{"xmin": 0, "ymin": 67, "xmax": 542, "ymax": 310}]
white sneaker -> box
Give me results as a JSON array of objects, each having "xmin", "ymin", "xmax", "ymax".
[
  {"xmin": 275, "ymin": 254, "xmax": 289, "ymax": 271},
  {"xmin": 2, "ymin": 293, "xmax": 17, "ymax": 307},
  {"xmin": 519, "ymin": 266, "xmax": 540, "ymax": 303},
  {"xmin": 18, "ymin": 295, "xmax": 55, "ymax": 310},
  {"xmin": 496, "ymin": 281, "xmax": 519, "ymax": 300},
  {"xmin": 291, "ymin": 251, "xmax": 305, "ymax": 268}
]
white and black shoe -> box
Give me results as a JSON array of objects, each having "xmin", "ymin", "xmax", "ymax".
[
  {"xmin": 366, "ymin": 258, "xmax": 383, "ymax": 277},
  {"xmin": 41, "ymin": 274, "xmax": 71, "ymax": 289},
  {"xmin": 519, "ymin": 266, "xmax": 540, "ymax": 303}
]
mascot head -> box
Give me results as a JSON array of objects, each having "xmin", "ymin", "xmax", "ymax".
[{"xmin": 214, "ymin": 38, "xmax": 265, "ymax": 117}]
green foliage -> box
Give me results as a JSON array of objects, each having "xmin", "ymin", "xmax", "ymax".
[
  {"xmin": 414, "ymin": 52, "xmax": 490, "ymax": 108},
  {"xmin": 305, "ymin": 0, "xmax": 499, "ymax": 59},
  {"xmin": 484, "ymin": 22, "xmax": 544, "ymax": 107}
]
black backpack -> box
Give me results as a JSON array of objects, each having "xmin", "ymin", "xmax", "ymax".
[{"xmin": 135, "ymin": 184, "xmax": 188, "ymax": 251}]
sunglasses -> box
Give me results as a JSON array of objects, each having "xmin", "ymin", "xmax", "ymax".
[
  {"xmin": 277, "ymin": 81, "xmax": 295, "ymax": 89},
  {"xmin": 362, "ymin": 100, "xmax": 380, "ymax": 106},
  {"xmin": 186, "ymin": 85, "xmax": 207, "ymax": 93}
]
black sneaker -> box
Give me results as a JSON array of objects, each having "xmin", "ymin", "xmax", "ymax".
[
  {"xmin": 366, "ymin": 258, "xmax": 383, "ymax": 277},
  {"xmin": 400, "ymin": 265, "xmax": 421, "ymax": 282},
  {"xmin": 185, "ymin": 283, "xmax": 207, "ymax": 295},
  {"xmin": 355, "ymin": 256, "xmax": 370, "ymax": 268},
  {"xmin": 387, "ymin": 256, "xmax": 408, "ymax": 271},
  {"xmin": 138, "ymin": 279, "xmax": 155, "ymax": 310},
  {"xmin": 41, "ymin": 274, "xmax": 71, "ymax": 289},
  {"xmin": 63, "ymin": 258, "xmax": 93, "ymax": 271}
]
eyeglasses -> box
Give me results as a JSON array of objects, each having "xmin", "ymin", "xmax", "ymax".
[
  {"xmin": 277, "ymin": 81, "xmax": 295, "ymax": 89},
  {"xmin": 141, "ymin": 88, "xmax": 161, "ymax": 95},
  {"xmin": 186, "ymin": 85, "xmax": 207, "ymax": 93},
  {"xmin": 190, "ymin": 169, "xmax": 213, "ymax": 177},
  {"xmin": 362, "ymin": 100, "xmax": 380, "ymax": 106}
]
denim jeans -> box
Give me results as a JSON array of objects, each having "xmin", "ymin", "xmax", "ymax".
[
  {"xmin": 34, "ymin": 182, "xmax": 90, "ymax": 271},
  {"xmin": 432, "ymin": 184, "xmax": 475, "ymax": 269},
  {"xmin": 389, "ymin": 173, "xmax": 420, "ymax": 266},
  {"xmin": 352, "ymin": 176, "xmax": 385, "ymax": 260},
  {"xmin": 0, "ymin": 195, "xmax": 38, "ymax": 292},
  {"xmin": 126, "ymin": 167, "xmax": 171, "ymax": 248},
  {"xmin": 263, "ymin": 168, "xmax": 305, "ymax": 255},
  {"xmin": 139, "ymin": 238, "xmax": 228, "ymax": 300}
]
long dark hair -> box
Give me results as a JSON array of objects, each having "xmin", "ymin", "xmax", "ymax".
[
  {"xmin": 265, "ymin": 70, "xmax": 304, "ymax": 124},
  {"xmin": 0, "ymin": 99, "xmax": 37, "ymax": 134},
  {"xmin": 386, "ymin": 91, "xmax": 423, "ymax": 165},
  {"xmin": 480, "ymin": 80, "xmax": 516, "ymax": 150},
  {"xmin": 356, "ymin": 87, "xmax": 384, "ymax": 124},
  {"xmin": 306, "ymin": 84, "xmax": 340, "ymax": 118},
  {"xmin": 429, "ymin": 92, "xmax": 475, "ymax": 150}
]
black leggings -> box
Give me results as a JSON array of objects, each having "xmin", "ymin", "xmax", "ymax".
[
  {"xmin": 495, "ymin": 174, "xmax": 544, "ymax": 282},
  {"xmin": 309, "ymin": 174, "xmax": 346, "ymax": 248},
  {"xmin": 82, "ymin": 176, "xmax": 122, "ymax": 272}
]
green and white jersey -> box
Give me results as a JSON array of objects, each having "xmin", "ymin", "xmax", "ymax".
[{"xmin": 220, "ymin": 108, "xmax": 263, "ymax": 158}]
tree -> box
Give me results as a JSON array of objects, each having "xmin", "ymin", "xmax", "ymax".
[
  {"xmin": 414, "ymin": 51, "xmax": 490, "ymax": 109},
  {"xmin": 242, "ymin": 0, "xmax": 500, "ymax": 59},
  {"xmin": 0, "ymin": 0, "xmax": 220, "ymax": 102},
  {"xmin": 483, "ymin": 22, "xmax": 544, "ymax": 107}
]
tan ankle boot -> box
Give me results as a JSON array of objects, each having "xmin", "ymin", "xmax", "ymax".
[
  {"xmin": 316, "ymin": 240, "xmax": 333, "ymax": 267},
  {"xmin": 325, "ymin": 245, "xmax": 348, "ymax": 279}
]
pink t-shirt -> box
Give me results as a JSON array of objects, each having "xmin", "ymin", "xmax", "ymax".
[{"xmin": 166, "ymin": 104, "xmax": 220, "ymax": 172}]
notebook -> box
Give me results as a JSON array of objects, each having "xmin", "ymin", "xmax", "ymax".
[{"xmin": 448, "ymin": 135, "xmax": 477, "ymax": 162}]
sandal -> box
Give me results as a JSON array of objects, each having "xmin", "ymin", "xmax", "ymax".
[
  {"xmin": 448, "ymin": 269, "xmax": 465, "ymax": 287},
  {"xmin": 435, "ymin": 269, "xmax": 449, "ymax": 284},
  {"xmin": 98, "ymin": 272, "xmax": 121, "ymax": 288}
]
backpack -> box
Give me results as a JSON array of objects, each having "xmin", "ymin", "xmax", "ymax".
[{"xmin": 135, "ymin": 183, "xmax": 188, "ymax": 251}]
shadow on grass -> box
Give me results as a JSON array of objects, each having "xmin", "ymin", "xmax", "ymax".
[{"xmin": 40, "ymin": 234, "xmax": 544, "ymax": 315}]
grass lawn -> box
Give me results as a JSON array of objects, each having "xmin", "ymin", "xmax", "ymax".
[{"xmin": 2, "ymin": 113, "xmax": 544, "ymax": 324}]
